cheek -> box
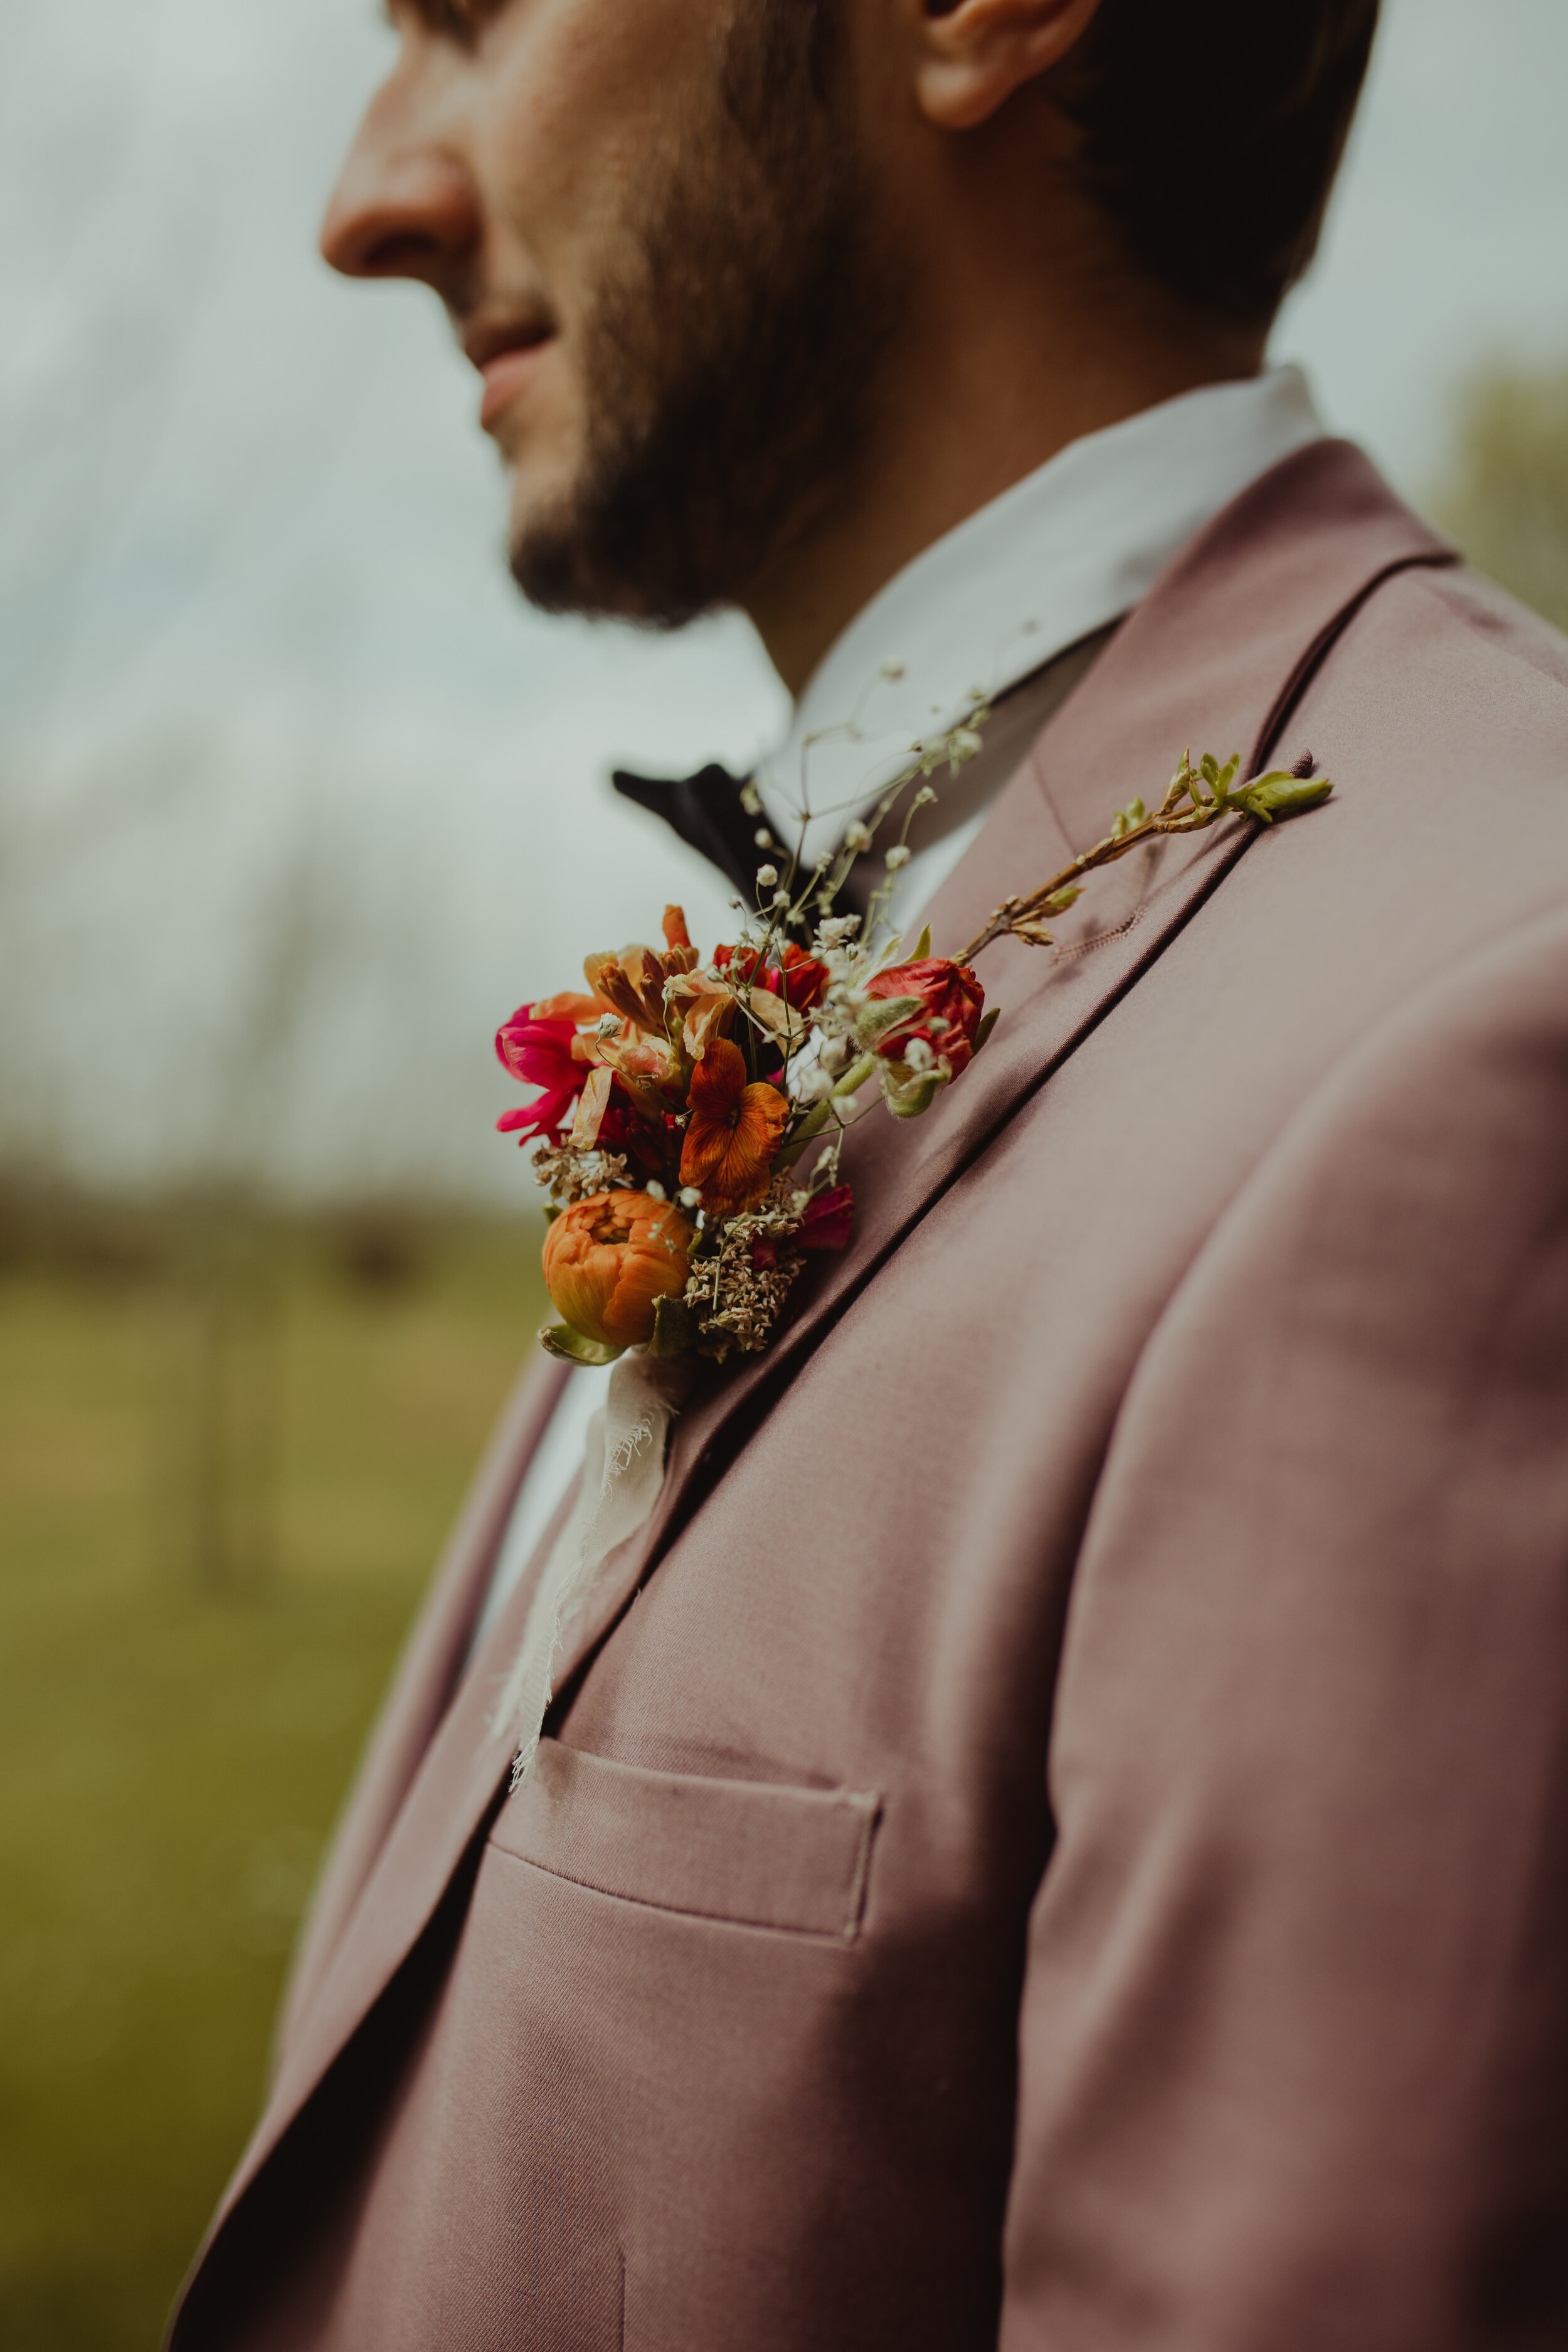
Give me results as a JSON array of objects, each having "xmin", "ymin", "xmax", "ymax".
[{"xmin": 478, "ymin": 0, "xmax": 716, "ymax": 298}]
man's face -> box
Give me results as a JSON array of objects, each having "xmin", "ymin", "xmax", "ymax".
[{"xmin": 323, "ymin": 0, "xmax": 899, "ymax": 629}]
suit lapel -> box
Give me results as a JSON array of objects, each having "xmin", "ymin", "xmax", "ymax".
[
  {"xmin": 614, "ymin": 440, "xmax": 1453, "ymax": 1578},
  {"xmin": 199, "ymin": 440, "xmax": 1451, "ymax": 2265}
]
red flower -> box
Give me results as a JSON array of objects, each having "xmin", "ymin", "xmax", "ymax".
[
  {"xmin": 714, "ymin": 940, "xmax": 829, "ymax": 1012},
  {"xmin": 495, "ymin": 1004, "xmax": 583, "ymax": 1145},
  {"xmin": 862, "ymin": 957, "xmax": 985, "ymax": 1074}
]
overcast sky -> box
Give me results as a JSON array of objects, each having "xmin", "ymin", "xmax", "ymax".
[{"xmin": 3, "ymin": 0, "xmax": 1566, "ymax": 1199}]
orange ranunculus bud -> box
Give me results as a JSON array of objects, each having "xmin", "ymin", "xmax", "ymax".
[
  {"xmin": 543, "ymin": 1191, "xmax": 696, "ymax": 1350},
  {"xmin": 679, "ymin": 1037, "xmax": 788, "ymax": 1215}
]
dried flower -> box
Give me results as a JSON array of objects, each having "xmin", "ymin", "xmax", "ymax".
[
  {"xmin": 884, "ymin": 844, "xmax": 911, "ymax": 872},
  {"xmin": 529, "ymin": 1144, "xmax": 632, "ymax": 1207}
]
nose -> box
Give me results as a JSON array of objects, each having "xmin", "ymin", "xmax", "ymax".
[{"xmin": 320, "ymin": 123, "xmax": 480, "ymax": 289}]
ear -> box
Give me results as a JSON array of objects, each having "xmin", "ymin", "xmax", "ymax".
[{"xmin": 911, "ymin": 0, "xmax": 1105, "ymax": 134}]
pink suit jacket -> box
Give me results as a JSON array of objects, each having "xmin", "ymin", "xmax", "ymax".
[{"xmin": 171, "ymin": 442, "xmax": 1568, "ymax": 2349}]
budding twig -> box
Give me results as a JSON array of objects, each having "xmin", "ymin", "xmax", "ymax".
[{"xmin": 955, "ymin": 750, "xmax": 1333, "ymax": 964}]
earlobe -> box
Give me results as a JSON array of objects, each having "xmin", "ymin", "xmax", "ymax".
[{"xmin": 912, "ymin": 0, "xmax": 1104, "ymax": 134}]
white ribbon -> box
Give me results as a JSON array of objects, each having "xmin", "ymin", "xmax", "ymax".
[{"xmin": 491, "ymin": 1352, "xmax": 691, "ymax": 1788}]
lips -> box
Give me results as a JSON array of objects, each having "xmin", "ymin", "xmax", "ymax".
[
  {"xmin": 479, "ymin": 341, "xmax": 551, "ymax": 428},
  {"xmin": 463, "ymin": 313, "xmax": 557, "ymax": 433}
]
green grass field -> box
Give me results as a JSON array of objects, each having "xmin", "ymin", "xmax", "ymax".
[{"xmin": 0, "ymin": 1212, "xmax": 548, "ymax": 2350}]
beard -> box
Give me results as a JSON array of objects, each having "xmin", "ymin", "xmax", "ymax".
[{"xmin": 511, "ymin": 0, "xmax": 901, "ymax": 629}]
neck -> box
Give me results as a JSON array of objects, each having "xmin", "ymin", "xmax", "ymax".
[{"xmin": 743, "ymin": 157, "xmax": 1265, "ymax": 699}]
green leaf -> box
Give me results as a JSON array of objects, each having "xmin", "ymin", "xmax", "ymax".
[
  {"xmin": 1044, "ymin": 885, "xmax": 1082, "ymax": 915},
  {"xmin": 1126, "ymin": 797, "xmax": 1147, "ymax": 823},
  {"xmin": 1239, "ymin": 773, "xmax": 1334, "ymax": 824},
  {"xmin": 911, "ymin": 923, "xmax": 933, "ymax": 960},
  {"xmin": 971, "ymin": 1007, "xmax": 1000, "ymax": 1057},
  {"xmin": 542, "ymin": 1205, "xmax": 562, "ymax": 1226},
  {"xmin": 647, "ymin": 1295, "xmax": 693, "ymax": 1360},
  {"xmin": 879, "ymin": 1063, "xmax": 947, "ymax": 1120},
  {"xmin": 854, "ymin": 994, "xmax": 924, "ymax": 1049},
  {"xmin": 1200, "ymin": 752, "xmax": 1220, "ymax": 785},
  {"xmin": 538, "ymin": 1323, "xmax": 624, "ymax": 1367}
]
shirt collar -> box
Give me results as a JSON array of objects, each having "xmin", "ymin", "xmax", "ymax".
[{"xmin": 755, "ymin": 365, "xmax": 1327, "ymax": 871}]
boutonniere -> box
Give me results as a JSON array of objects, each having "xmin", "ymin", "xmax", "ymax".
[
  {"xmin": 489, "ymin": 734, "xmax": 1330, "ymax": 1783},
  {"xmin": 496, "ymin": 739, "xmax": 1332, "ymax": 1367}
]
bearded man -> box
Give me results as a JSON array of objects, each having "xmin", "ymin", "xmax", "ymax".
[{"xmin": 170, "ymin": 1, "xmax": 1568, "ymax": 2346}]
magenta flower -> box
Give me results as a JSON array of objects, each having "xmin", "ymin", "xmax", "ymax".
[
  {"xmin": 751, "ymin": 1182, "xmax": 855, "ymax": 1271},
  {"xmin": 799, "ymin": 1184, "xmax": 854, "ymax": 1252},
  {"xmin": 495, "ymin": 1004, "xmax": 583, "ymax": 1145}
]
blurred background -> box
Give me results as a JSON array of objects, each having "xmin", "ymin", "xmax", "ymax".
[{"xmin": 2, "ymin": 0, "xmax": 1566, "ymax": 2341}]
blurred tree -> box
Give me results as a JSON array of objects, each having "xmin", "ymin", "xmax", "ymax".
[{"xmin": 1433, "ymin": 361, "xmax": 1568, "ymax": 634}]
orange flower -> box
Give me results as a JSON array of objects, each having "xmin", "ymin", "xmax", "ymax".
[
  {"xmin": 679, "ymin": 1037, "xmax": 788, "ymax": 1214},
  {"xmin": 543, "ymin": 1191, "xmax": 696, "ymax": 1350},
  {"xmin": 583, "ymin": 926, "xmax": 700, "ymax": 1037}
]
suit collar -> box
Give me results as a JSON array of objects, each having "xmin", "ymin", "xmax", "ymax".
[
  {"xmin": 179, "ymin": 441, "xmax": 1451, "ymax": 2311},
  {"xmin": 756, "ymin": 368, "xmax": 1328, "ymax": 876}
]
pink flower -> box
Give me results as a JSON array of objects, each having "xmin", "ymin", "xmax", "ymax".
[{"xmin": 495, "ymin": 1004, "xmax": 583, "ymax": 1145}]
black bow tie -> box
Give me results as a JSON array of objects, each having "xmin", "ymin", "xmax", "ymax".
[
  {"xmin": 612, "ymin": 761, "xmax": 763, "ymax": 903},
  {"xmin": 612, "ymin": 763, "xmax": 869, "ymax": 932}
]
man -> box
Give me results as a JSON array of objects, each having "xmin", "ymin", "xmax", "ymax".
[{"xmin": 171, "ymin": 0, "xmax": 1568, "ymax": 2344}]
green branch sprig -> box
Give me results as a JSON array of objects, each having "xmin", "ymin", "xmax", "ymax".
[{"xmin": 955, "ymin": 750, "xmax": 1333, "ymax": 965}]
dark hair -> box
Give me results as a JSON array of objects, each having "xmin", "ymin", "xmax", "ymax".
[{"xmin": 1057, "ymin": 0, "xmax": 1380, "ymax": 326}]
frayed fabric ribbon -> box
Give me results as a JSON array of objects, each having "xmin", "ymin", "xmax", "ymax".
[{"xmin": 490, "ymin": 1352, "xmax": 692, "ymax": 1788}]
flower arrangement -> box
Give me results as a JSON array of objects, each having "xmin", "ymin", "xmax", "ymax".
[{"xmin": 496, "ymin": 737, "xmax": 1332, "ymax": 1370}]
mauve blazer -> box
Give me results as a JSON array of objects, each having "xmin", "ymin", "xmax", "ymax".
[{"xmin": 170, "ymin": 443, "xmax": 1568, "ymax": 2350}]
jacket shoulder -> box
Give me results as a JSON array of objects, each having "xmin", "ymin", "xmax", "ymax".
[{"xmin": 1319, "ymin": 554, "xmax": 1568, "ymax": 783}]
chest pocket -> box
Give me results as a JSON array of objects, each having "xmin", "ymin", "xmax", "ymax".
[{"xmin": 487, "ymin": 1737, "xmax": 881, "ymax": 1942}]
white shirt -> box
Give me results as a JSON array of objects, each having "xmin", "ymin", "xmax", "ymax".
[{"xmin": 473, "ymin": 366, "xmax": 1328, "ymax": 1650}]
